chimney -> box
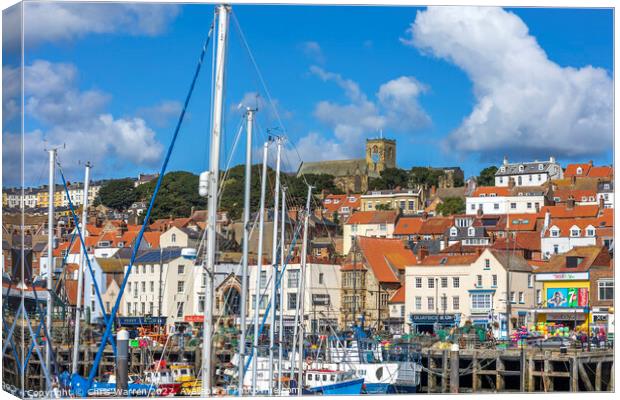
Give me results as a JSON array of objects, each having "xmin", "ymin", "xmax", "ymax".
[
  {"xmin": 588, "ymin": 160, "xmax": 593, "ymax": 167},
  {"xmin": 503, "ymin": 156, "xmax": 509, "ymax": 166},
  {"xmin": 549, "ymin": 156, "xmax": 556, "ymax": 164},
  {"xmin": 599, "ymin": 196, "xmax": 605, "ymax": 212},
  {"xmin": 422, "ymin": 211, "xmax": 428, "ymax": 221},
  {"xmin": 418, "ymin": 246, "xmax": 428, "ymax": 263},
  {"xmin": 567, "ymin": 197, "xmax": 575, "ymax": 210},
  {"xmin": 571, "ymin": 175, "xmax": 576, "ymax": 185}
]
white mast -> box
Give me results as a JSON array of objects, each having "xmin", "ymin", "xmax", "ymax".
[
  {"xmin": 268, "ymin": 137, "xmax": 282, "ymax": 395},
  {"xmin": 238, "ymin": 107, "xmax": 255, "ymax": 395},
  {"xmin": 201, "ymin": 4, "xmax": 230, "ymax": 396},
  {"xmin": 46, "ymin": 149, "xmax": 56, "ymax": 389},
  {"xmin": 277, "ymin": 186, "xmax": 287, "ymax": 395},
  {"xmin": 72, "ymin": 161, "xmax": 91, "ymax": 375},
  {"xmin": 251, "ymin": 141, "xmax": 270, "ymax": 395},
  {"xmin": 297, "ymin": 185, "xmax": 313, "ymax": 396}
]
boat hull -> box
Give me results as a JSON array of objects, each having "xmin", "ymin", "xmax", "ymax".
[
  {"xmin": 363, "ymin": 382, "xmax": 390, "ymax": 394},
  {"xmin": 308, "ymin": 377, "xmax": 364, "ymax": 395}
]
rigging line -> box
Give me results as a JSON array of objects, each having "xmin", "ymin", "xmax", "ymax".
[
  {"xmin": 231, "ymin": 12, "xmax": 288, "ymax": 139},
  {"xmin": 85, "ymin": 23, "xmax": 214, "ymax": 388}
]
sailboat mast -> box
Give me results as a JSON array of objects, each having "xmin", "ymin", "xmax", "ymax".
[
  {"xmin": 297, "ymin": 185, "xmax": 313, "ymax": 396},
  {"xmin": 268, "ymin": 138, "xmax": 282, "ymax": 395},
  {"xmin": 277, "ymin": 186, "xmax": 287, "ymax": 394},
  {"xmin": 238, "ymin": 107, "xmax": 255, "ymax": 395},
  {"xmin": 201, "ymin": 4, "xmax": 230, "ymax": 396},
  {"xmin": 252, "ymin": 141, "xmax": 270, "ymax": 395},
  {"xmin": 72, "ymin": 161, "xmax": 91, "ymax": 374},
  {"xmin": 46, "ymin": 149, "xmax": 56, "ymax": 387}
]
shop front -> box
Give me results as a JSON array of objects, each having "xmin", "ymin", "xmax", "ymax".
[{"xmin": 409, "ymin": 313, "xmax": 457, "ymax": 334}]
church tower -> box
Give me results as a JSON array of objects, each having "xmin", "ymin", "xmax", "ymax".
[{"xmin": 366, "ymin": 137, "xmax": 396, "ymax": 177}]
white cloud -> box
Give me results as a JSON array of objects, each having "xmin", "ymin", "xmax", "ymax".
[
  {"xmin": 301, "ymin": 41, "xmax": 326, "ymax": 64},
  {"xmin": 2, "ymin": 60, "xmax": 163, "ymax": 185},
  {"xmin": 136, "ymin": 100, "xmax": 183, "ymax": 128},
  {"xmin": 16, "ymin": 2, "xmax": 179, "ymax": 48},
  {"xmin": 404, "ymin": 6, "xmax": 613, "ymax": 159}
]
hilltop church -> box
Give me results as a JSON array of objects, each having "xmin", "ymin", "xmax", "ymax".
[{"xmin": 297, "ymin": 137, "xmax": 396, "ymax": 193}]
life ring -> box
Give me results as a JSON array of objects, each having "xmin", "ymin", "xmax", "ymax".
[{"xmin": 305, "ymin": 357, "xmax": 312, "ymax": 366}]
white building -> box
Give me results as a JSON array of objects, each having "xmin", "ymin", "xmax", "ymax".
[
  {"xmin": 541, "ymin": 219, "xmax": 598, "ymax": 259},
  {"xmin": 404, "ymin": 249, "xmax": 535, "ymax": 338},
  {"xmin": 247, "ymin": 261, "xmax": 341, "ymax": 334},
  {"xmin": 466, "ymin": 186, "xmax": 549, "ymax": 216},
  {"xmin": 342, "ymin": 210, "xmax": 398, "ymax": 254},
  {"xmin": 494, "ymin": 156, "xmax": 563, "ymax": 187},
  {"xmin": 597, "ymin": 180, "xmax": 614, "ymax": 209}
]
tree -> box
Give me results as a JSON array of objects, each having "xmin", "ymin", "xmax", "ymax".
[
  {"xmin": 375, "ymin": 203, "xmax": 393, "ymax": 211},
  {"xmin": 409, "ymin": 167, "xmax": 445, "ymax": 188},
  {"xmin": 286, "ymin": 173, "xmax": 343, "ymax": 202},
  {"xmin": 436, "ymin": 197, "xmax": 465, "ymax": 216},
  {"xmin": 368, "ymin": 168, "xmax": 409, "ymax": 190},
  {"xmin": 478, "ymin": 166, "xmax": 498, "ymax": 186},
  {"xmin": 95, "ymin": 178, "xmax": 137, "ymax": 211},
  {"xmin": 134, "ymin": 171, "xmax": 207, "ymax": 221}
]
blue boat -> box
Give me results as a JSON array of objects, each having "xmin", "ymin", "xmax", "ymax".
[
  {"xmin": 70, "ymin": 372, "xmax": 157, "ymax": 397},
  {"xmin": 304, "ymin": 369, "xmax": 364, "ymax": 395}
]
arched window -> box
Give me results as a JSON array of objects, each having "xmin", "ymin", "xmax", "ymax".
[{"xmin": 171, "ymin": 233, "xmax": 176, "ymax": 243}]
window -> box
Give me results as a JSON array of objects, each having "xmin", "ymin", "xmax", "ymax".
[
  {"xmin": 319, "ymin": 273, "xmax": 324, "ymax": 285},
  {"xmin": 470, "ymin": 203, "xmax": 476, "ymax": 210},
  {"xmin": 352, "ymin": 224, "xmax": 358, "ymax": 233},
  {"xmin": 141, "ymin": 303, "xmax": 146, "ymax": 314},
  {"xmin": 528, "ymin": 275, "xmax": 533, "ymax": 288},
  {"xmin": 415, "ymin": 278, "xmax": 422, "ymax": 289},
  {"xmin": 288, "ymin": 293, "xmax": 298, "ymax": 309},
  {"xmin": 400, "ymin": 201, "xmax": 406, "ymax": 210},
  {"xmin": 492, "ymin": 275, "xmax": 497, "ymax": 287},
  {"xmin": 133, "ymin": 285, "xmax": 138, "ymax": 297},
  {"xmin": 150, "ymin": 281, "xmax": 154, "ymax": 292},
  {"xmin": 127, "ymin": 302, "xmax": 131, "ymax": 315},
  {"xmin": 288, "ymin": 270, "xmax": 300, "ymax": 288},
  {"xmin": 576, "ymin": 167, "xmax": 583, "ymax": 175},
  {"xmin": 551, "ymin": 229, "xmax": 559, "ymax": 238},
  {"xmin": 142, "ymin": 265, "xmax": 146, "ymax": 274},
  {"xmin": 468, "ymin": 227, "xmax": 475, "ymax": 237},
  {"xmin": 510, "ymin": 291, "xmax": 516, "ymax": 303},
  {"xmin": 494, "ymin": 203, "xmax": 499, "ymax": 210},
  {"xmin": 408, "ymin": 200, "xmax": 414, "ymax": 210},
  {"xmin": 149, "ymin": 302, "xmax": 154, "ymax": 314},
  {"xmin": 599, "ymin": 280, "xmax": 613, "ymax": 301},
  {"xmin": 176, "ymin": 302, "xmax": 184, "ymax": 318},
  {"xmin": 440, "ymin": 296, "xmax": 448, "ymax": 311},
  {"xmin": 519, "ymin": 292, "xmax": 525, "ymax": 303},
  {"xmin": 367, "ymin": 202, "xmax": 373, "ymax": 209},
  {"xmin": 452, "ymin": 296, "xmax": 459, "ymax": 310},
  {"xmin": 428, "ymin": 278, "xmax": 435, "ymax": 289},
  {"xmin": 536, "ymin": 289, "xmax": 542, "ymax": 305},
  {"xmin": 202, "ymin": 272, "xmax": 206, "ymax": 288},
  {"xmin": 471, "ymin": 293, "xmax": 492, "ymax": 310},
  {"xmin": 452, "ymin": 277, "xmax": 460, "ymax": 288},
  {"xmin": 510, "ymin": 203, "xmax": 517, "ymax": 209},
  {"xmin": 177, "ymin": 281, "xmax": 185, "ymax": 293},
  {"xmin": 253, "ymin": 295, "xmax": 268, "ymax": 310},
  {"xmin": 379, "ymin": 223, "xmax": 387, "ymax": 231},
  {"xmin": 178, "ymin": 265, "xmax": 185, "ymax": 274},
  {"xmin": 441, "ymin": 277, "xmax": 448, "ymax": 288},
  {"xmin": 415, "ymin": 297, "xmax": 422, "ymax": 310},
  {"xmin": 553, "ymin": 244, "xmax": 559, "ymax": 254},
  {"xmin": 528, "ymin": 175, "xmax": 532, "ymax": 182},
  {"xmin": 141, "ymin": 282, "xmax": 145, "ymax": 293},
  {"xmin": 450, "ymin": 227, "xmax": 458, "ymax": 237},
  {"xmin": 427, "ymin": 297, "xmax": 434, "ymax": 310},
  {"xmin": 570, "ymin": 228, "xmax": 580, "ymax": 237},
  {"xmin": 586, "ymin": 228, "xmax": 595, "ymax": 237},
  {"xmin": 171, "ymin": 233, "xmax": 176, "ymax": 243},
  {"xmin": 476, "ymin": 275, "xmax": 482, "ymax": 287},
  {"xmin": 484, "ymin": 259, "xmax": 490, "ymax": 269},
  {"xmin": 527, "ymin": 202, "xmax": 532, "ymax": 209},
  {"xmin": 260, "ymin": 271, "xmax": 267, "ymax": 288}
]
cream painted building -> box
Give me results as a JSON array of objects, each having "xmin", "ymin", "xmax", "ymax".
[
  {"xmin": 360, "ymin": 188, "xmax": 424, "ymax": 215},
  {"xmin": 342, "ymin": 210, "xmax": 398, "ymax": 254},
  {"xmin": 404, "ymin": 249, "xmax": 536, "ymax": 338},
  {"xmin": 247, "ymin": 262, "xmax": 341, "ymax": 334}
]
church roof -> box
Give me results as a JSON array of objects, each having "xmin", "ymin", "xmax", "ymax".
[{"xmin": 297, "ymin": 158, "xmax": 368, "ymax": 178}]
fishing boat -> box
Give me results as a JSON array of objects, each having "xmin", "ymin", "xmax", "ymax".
[
  {"xmin": 304, "ymin": 368, "xmax": 364, "ymax": 395},
  {"xmin": 381, "ymin": 341, "xmax": 422, "ymax": 393},
  {"xmin": 72, "ymin": 372, "xmax": 157, "ymax": 397},
  {"xmin": 142, "ymin": 362, "xmax": 181, "ymax": 396}
]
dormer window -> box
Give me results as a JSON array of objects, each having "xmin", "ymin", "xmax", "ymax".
[
  {"xmin": 550, "ymin": 228, "xmax": 560, "ymax": 238},
  {"xmin": 468, "ymin": 227, "xmax": 475, "ymax": 237},
  {"xmin": 450, "ymin": 227, "xmax": 458, "ymax": 237},
  {"xmin": 519, "ymin": 165, "xmax": 524, "ymax": 172},
  {"xmin": 586, "ymin": 226, "xmax": 595, "ymax": 237},
  {"xmin": 325, "ymin": 199, "xmax": 332, "ymax": 204},
  {"xmin": 500, "ymin": 167, "xmax": 505, "ymax": 172},
  {"xmin": 576, "ymin": 167, "xmax": 583, "ymax": 175},
  {"xmin": 538, "ymin": 164, "xmax": 544, "ymax": 170},
  {"xmin": 334, "ymin": 199, "xmax": 340, "ymax": 204},
  {"xmin": 570, "ymin": 228, "xmax": 581, "ymax": 237},
  {"xmin": 348, "ymin": 197, "xmax": 356, "ymax": 202}
]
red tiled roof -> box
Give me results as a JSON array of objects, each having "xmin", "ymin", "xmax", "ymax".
[
  {"xmin": 389, "ymin": 286, "xmax": 405, "ymax": 304},
  {"xmin": 345, "ymin": 210, "xmax": 398, "ymax": 225},
  {"xmin": 471, "ymin": 186, "xmax": 512, "ymax": 197},
  {"xmin": 440, "ymin": 242, "xmax": 487, "ymax": 255},
  {"xmin": 323, "ymin": 194, "xmax": 361, "ymax": 214},
  {"xmin": 544, "ymin": 218, "xmax": 601, "ymax": 237},
  {"xmin": 143, "ymin": 232, "xmax": 161, "ymax": 248},
  {"xmin": 539, "ymin": 205, "xmax": 600, "ymax": 219},
  {"xmin": 534, "ymin": 246, "xmax": 611, "ymax": 273},
  {"xmin": 564, "ymin": 163, "xmax": 591, "ymax": 177},
  {"xmin": 357, "ymin": 236, "xmax": 416, "ymax": 283},
  {"xmin": 492, "ymin": 231, "xmax": 541, "ymax": 251},
  {"xmin": 588, "ymin": 166, "xmax": 613, "ymax": 178},
  {"xmin": 394, "ymin": 217, "xmax": 425, "ymax": 235},
  {"xmin": 65, "ymin": 279, "xmax": 81, "ymax": 306},
  {"xmin": 419, "ymin": 217, "xmax": 454, "ymax": 235},
  {"xmin": 497, "ymin": 213, "xmax": 537, "ymax": 231}
]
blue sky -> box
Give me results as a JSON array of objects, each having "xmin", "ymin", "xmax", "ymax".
[{"xmin": 2, "ymin": 3, "xmax": 613, "ymax": 186}]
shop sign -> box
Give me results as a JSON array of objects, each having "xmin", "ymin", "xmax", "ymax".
[
  {"xmin": 593, "ymin": 314, "xmax": 608, "ymax": 323},
  {"xmin": 184, "ymin": 315, "xmax": 204, "ymax": 323},
  {"xmin": 409, "ymin": 314, "xmax": 456, "ymax": 324},
  {"xmin": 546, "ymin": 288, "xmax": 589, "ymax": 308},
  {"xmin": 536, "ymin": 272, "xmax": 589, "ymax": 281},
  {"xmin": 547, "ymin": 313, "xmax": 586, "ymax": 321}
]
